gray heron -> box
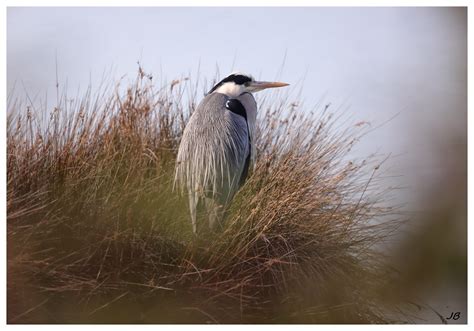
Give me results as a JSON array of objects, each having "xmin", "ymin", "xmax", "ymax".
[{"xmin": 175, "ymin": 72, "xmax": 289, "ymax": 233}]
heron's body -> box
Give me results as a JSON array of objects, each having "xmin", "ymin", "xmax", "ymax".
[{"xmin": 174, "ymin": 73, "xmax": 288, "ymax": 233}]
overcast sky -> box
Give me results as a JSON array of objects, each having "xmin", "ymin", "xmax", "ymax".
[{"xmin": 7, "ymin": 7, "xmax": 467, "ymax": 208}]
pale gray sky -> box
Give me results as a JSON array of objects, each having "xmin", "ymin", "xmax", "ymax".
[{"xmin": 7, "ymin": 7, "xmax": 467, "ymax": 208}]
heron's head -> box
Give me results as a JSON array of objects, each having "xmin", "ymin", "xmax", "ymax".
[{"xmin": 208, "ymin": 72, "xmax": 289, "ymax": 97}]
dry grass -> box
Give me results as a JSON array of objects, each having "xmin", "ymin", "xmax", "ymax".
[{"xmin": 7, "ymin": 68, "xmax": 401, "ymax": 323}]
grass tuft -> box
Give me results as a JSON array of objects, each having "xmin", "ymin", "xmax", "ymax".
[{"xmin": 8, "ymin": 68, "xmax": 401, "ymax": 323}]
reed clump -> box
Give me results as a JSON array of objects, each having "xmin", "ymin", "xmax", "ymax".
[{"xmin": 8, "ymin": 69, "xmax": 400, "ymax": 323}]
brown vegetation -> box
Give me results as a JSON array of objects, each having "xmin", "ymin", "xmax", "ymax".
[{"xmin": 8, "ymin": 69, "xmax": 401, "ymax": 323}]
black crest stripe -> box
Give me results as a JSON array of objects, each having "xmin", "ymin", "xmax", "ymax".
[{"xmin": 208, "ymin": 74, "xmax": 252, "ymax": 94}]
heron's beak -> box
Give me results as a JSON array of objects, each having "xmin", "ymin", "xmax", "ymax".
[{"xmin": 248, "ymin": 81, "xmax": 289, "ymax": 92}]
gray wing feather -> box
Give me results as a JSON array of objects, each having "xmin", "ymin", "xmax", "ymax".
[
  {"xmin": 175, "ymin": 93, "xmax": 250, "ymax": 206},
  {"xmin": 236, "ymin": 93, "xmax": 257, "ymax": 170}
]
